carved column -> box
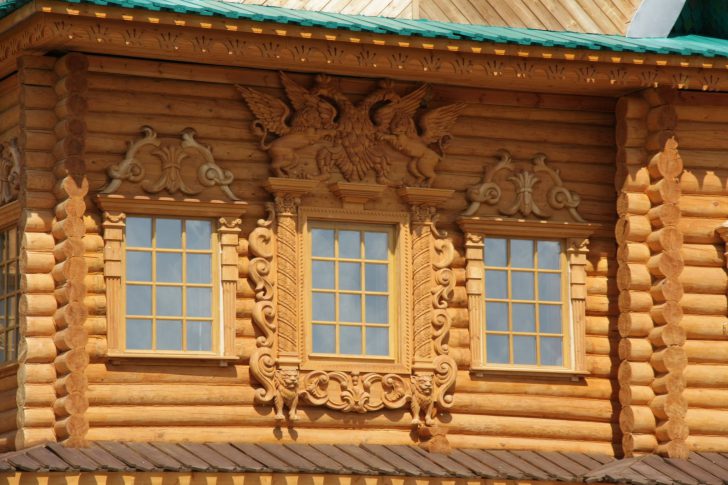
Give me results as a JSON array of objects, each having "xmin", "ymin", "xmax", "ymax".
[
  {"xmin": 218, "ymin": 217, "xmax": 242, "ymax": 356},
  {"xmin": 567, "ymin": 237, "xmax": 589, "ymax": 373},
  {"xmin": 464, "ymin": 233, "xmax": 485, "ymax": 368},
  {"xmin": 102, "ymin": 211, "xmax": 126, "ymax": 353}
]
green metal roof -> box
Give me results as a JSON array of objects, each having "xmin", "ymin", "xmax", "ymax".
[{"xmin": 5, "ymin": 0, "xmax": 728, "ymax": 58}]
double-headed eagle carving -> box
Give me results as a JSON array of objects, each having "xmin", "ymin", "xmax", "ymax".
[{"xmin": 237, "ymin": 72, "xmax": 466, "ymax": 187}]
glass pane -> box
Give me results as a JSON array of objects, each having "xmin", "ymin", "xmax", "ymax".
[
  {"xmin": 485, "ymin": 238, "xmax": 507, "ymax": 267},
  {"xmin": 312, "ymin": 261, "xmax": 334, "ymax": 289},
  {"xmin": 538, "ymin": 273, "xmax": 561, "ymax": 301},
  {"xmin": 339, "ymin": 294, "xmax": 361, "ymax": 323},
  {"xmin": 156, "ymin": 286, "xmax": 182, "ymax": 316},
  {"xmin": 485, "ymin": 302, "xmax": 508, "ymax": 331},
  {"xmin": 366, "ymin": 327, "xmax": 389, "ymax": 356},
  {"xmin": 126, "ymin": 217, "xmax": 152, "ymax": 247},
  {"xmin": 510, "ymin": 239, "xmax": 534, "ymax": 268},
  {"xmin": 512, "ymin": 303, "xmax": 536, "ymax": 332},
  {"xmin": 126, "ymin": 285, "xmax": 152, "ymax": 315},
  {"xmin": 511, "ymin": 272, "xmax": 534, "ymax": 300},
  {"xmin": 157, "ymin": 320, "xmax": 182, "ymax": 351},
  {"xmin": 513, "ymin": 335, "xmax": 537, "ymax": 365},
  {"xmin": 541, "ymin": 337, "xmax": 563, "ymax": 366},
  {"xmin": 312, "ymin": 324, "xmax": 335, "ymax": 353},
  {"xmin": 187, "ymin": 254, "xmax": 212, "ymax": 284},
  {"xmin": 157, "ymin": 252, "xmax": 182, "ymax": 282},
  {"xmin": 312, "ymin": 292, "xmax": 335, "ymax": 322},
  {"xmin": 486, "ymin": 334, "xmax": 509, "ymax": 364},
  {"xmin": 339, "ymin": 230, "xmax": 360, "ymax": 259},
  {"xmin": 312, "ymin": 229, "xmax": 334, "ymax": 257},
  {"xmin": 485, "ymin": 270, "xmax": 507, "ymax": 299},
  {"xmin": 364, "ymin": 232, "xmax": 388, "ymax": 260},
  {"xmin": 538, "ymin": 240, "xmax": 561, "ymax": 270},
  {"xmin": 339, "ymin": 262, "xmax": 361, "ymax": 291},
  {"xmin": 365, "ymin": 295, "xmax": 388, "ymax": 324},
  {"xmin": 127, "ymin": 251, "xmax": 152, "ymax": 281},
  {"xmin": 365, "ymin": 263, "xmax": 388, "ymax": 292},
  {"xmin": 539, "ymin": 304, "xmax": 562, "ymax": 334},
  {"xmin": 186, "ymin": 220, "xmax": 211, "ymax": 250},
  {"xmin": 187, "ymin": 287, "xmax": 212, "ymax": 317},
  {"xmin": 340, "ymin": 326, "xmax": 362, "ymax": 355},
  {"xmin": 188, "ymin": 320, "xmax": 212, "ymax": 351},
  {"xmin": 156, "ymin": 219, "xmax": 182, "ymax": 249},
  {"xmin": 126, "ymin": 319, "xmax": 152, "ymax": 350}
]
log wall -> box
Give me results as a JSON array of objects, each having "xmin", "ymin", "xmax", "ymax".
[
  {"xmin": 0, "ymin": 72, "xmax": 19, "ymax": 450},
  {"xmin": 673, "ymin": 92, "xmax": 728, "ymax": 455},
  {"xmin": 14, "ymin": 53, "xmax": 621, "ymax": 453}
]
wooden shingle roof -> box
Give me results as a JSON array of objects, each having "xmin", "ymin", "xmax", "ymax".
[{"xmin": 1, "ymin": 442, "xmax": 728, "ymax": 484}]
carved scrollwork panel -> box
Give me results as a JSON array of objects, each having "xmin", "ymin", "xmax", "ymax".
[
  {"xmin": 101, "ymin": 126, "xmax": 240, "ymax": 200},
  {"xmin": 248, "ymin": 184, "xmax": 458, "ymax": 428},
  {"xmin": 0, "ymin": 139, "xmax": 21, "ymax": 205},
  {"xmin": 463, "ymin": 149, "xmax": 585, "ymax": 222}
]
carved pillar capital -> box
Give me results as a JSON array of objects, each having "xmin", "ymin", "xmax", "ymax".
[{"xmin": 265, "ymin": 177, "xmax": 319, "ymax": 216}]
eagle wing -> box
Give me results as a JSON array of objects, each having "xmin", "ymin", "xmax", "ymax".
[
  {"xmin": 236, "ymin": 85, "xmax": 290, "ymax": 136},
  {"xmin": 374, "ymin": 84, "xmax": 430, "ymax": 132},
  {"xmin": 281, "ymin": 72, "xmax": 337, "ymax": 129},
  {"xmin": 419, "ymin": 103, "xmax": 467, "ymax": 145}
]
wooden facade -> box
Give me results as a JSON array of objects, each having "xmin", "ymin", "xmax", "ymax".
[{"xmin": 0, "ymin": 1, "xmax": 726, "ymax": 479}]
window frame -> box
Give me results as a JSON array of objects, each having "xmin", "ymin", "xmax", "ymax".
[
  {"xmin": 0, "ymin": 200, "xmax": 20, "ymax": 368},
  {"xmin": 299, "ymin": 206, "xmax": 411, "ymax": 374},
  {"xmin": 98, "ymin": 195, "xmax": 246, "ymax": 361},
  {"xmin": 459, "ymin": 217, "xmax": 591, "ymax": 375},
  {"xmin": 121, "ymin": 215, "xmax": 221, "ymax": 355}
]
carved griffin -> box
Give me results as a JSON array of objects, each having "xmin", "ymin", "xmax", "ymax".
[{"xmin": 237, "ymin": 73, "xmax": 466, "ymax": 187}]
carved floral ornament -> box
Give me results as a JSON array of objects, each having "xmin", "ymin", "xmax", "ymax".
[
  {"xmin": 237, "ymin": 72, "xmax": 466, "ymax": 187},
  {"xmin": 463, "ymin": 149, "xmax": 586, "ymax": 222},
  {"xmin": 0, "ymin": 139, "xmax": 20, "ymax": 205},
  {"xmin": 248, "ymin": 186, "xmax": 458, "ymax": 428},
  {"xmin": 101, "ymin": 126, "xmax": 240, "ymax": 200}
]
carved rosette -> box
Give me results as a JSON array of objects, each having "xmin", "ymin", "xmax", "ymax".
[{"xmin": 101, "ymin": 126, "xmax": 240, "ymax": 200}]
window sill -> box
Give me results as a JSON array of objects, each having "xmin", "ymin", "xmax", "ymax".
[
  {"xmin": 470, "ymin": 366, "xmax": 589, "ymax": 381},
  {"xmin": 107, "ymin": 352, "xmax": 239, "ymax": 366}
]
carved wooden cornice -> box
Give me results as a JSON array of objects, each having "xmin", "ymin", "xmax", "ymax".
[{"xmin": 3, "ymin": 3, "xmax": 728, "ymax": 92}]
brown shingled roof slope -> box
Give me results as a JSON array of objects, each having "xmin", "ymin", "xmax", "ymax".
[{"xmin": 0, "ymin": 442, "xmax": 727, "ymax": 484}]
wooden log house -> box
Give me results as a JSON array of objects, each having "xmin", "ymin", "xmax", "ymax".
[{"xmin": 0, "ymin": 0, "xmax": 727, "ymax": 483}]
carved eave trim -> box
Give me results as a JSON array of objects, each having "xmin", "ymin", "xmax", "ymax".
[
  {"xmin": 3, "ymin": 4, "xmax": 728, "ymax": 92},
  {"xmin": 457, "ymin": 217, "xmax": 597, "ymax": 239},
  {"xmin": 397, "ymin": 187, "xmax": 455, "ymax": 208},
  {"xmin": 0, "ymin": 200, "xmax": 21, "ymax": 230},
  {"xmin": 96, "ymin": 194, "xmax": 247, "ymax": 217}
]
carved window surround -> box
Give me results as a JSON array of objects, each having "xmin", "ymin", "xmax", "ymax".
[
  {"xmin": 458, "ymin": 217, "xmax": 592, "ymax": 374},
  {"xmin": 250, "ymin": 178, "xmax": 457, "ymax": 426},
  {"xmin": 97, "ymin": 194, "xmax": 247, "ymax": 360}
]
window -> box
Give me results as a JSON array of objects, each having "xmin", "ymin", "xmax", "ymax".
[
  {"xmin": 309, "ymin": 223, "xmax": 394, "ymax": 358},
  {"xmin": 99, "ymin": 195, "xmax": 245, "ymax": 360},
  {"xmin": 0, "ymin": 226, "xmax": 18, "ymax": 364},
  {"xmin": 123, "ymin": 216, "xmax": 218, "ymax": 353},
  {"xmin": 459, "ymin": 219, "xmax": 590, "ymax": 374},
  {"xmin": 483, "ymin": 237, "xmax": 568, "ymax": 367}
]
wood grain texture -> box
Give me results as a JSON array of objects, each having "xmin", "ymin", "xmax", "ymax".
[
  {"xmin": 417, "ymin": 0, "xmax": 639, "ymax": 34},
  {"xmin": 234, "ymin": 0, "xmax": 415, "ymax": 18}
]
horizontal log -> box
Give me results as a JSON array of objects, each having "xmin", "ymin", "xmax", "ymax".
[
  {"xmin": 685, "ymin": 340, "xmax": 728, "ymax": 364},
  {"xmin": 617, "ymin": 192, "xmax": 650, "ymax": 217},
  {"xmin": 685, "ymin": 365, "xmax": 728, "ymax": 388},
  {"xmin": 687, "ymin": 408, "xmax": 728, "ymax": 435},
  {"xmin": 16, "ymin": 384, "xmax": 55, "ymax": 407},
  {"xmin": 681, "ymin": 293, "xmax": 727, "ymax": 315},
  {"xmin": 18, "ymin": 337, "xmax": 56, "ymax": 363},
  {"xmin": 620, "ymin": 405, "xmax": 656, "ymax": 434},
  {"xmin": 618, "ymin": 312, "xmax": 653, "ymax": 338},
  {"xmin": 13, "ymin": 428, "xmax": 55, "ymax": 450},
  {"xmin": 619, "ymin": 385, "xmax": 655, "ymax": 406},
  {"xmin": 17, "ymin": 363, "xmax": 55, "ymax": 385},
  {"xmin": 682, "ymin": 315, "xmax": 728, "ymax": 340},
  {"xmin": 618, "ymin": 338, "xmax": 651, "ymax": 362},
  {"xmin": 679, "ymin": 266, "xmax": 727, "ymax": 294},
  {"xmin": 681, "ymin": 243, "xmax": 723, "ymax": 267},
  {"xmin": 455, "ymin": 373, "xmax": 614, "ymax": 400},
  {"xmin": 618, "ymin": 361, "xmax": 654, "ymax": 385},
  {"xmin": 16, "ymin": 407, "xmax": 55, "ymax": 428},
  {"xmin": 86, "ymin": 363, "xmax": 250, "ymax": 384}
]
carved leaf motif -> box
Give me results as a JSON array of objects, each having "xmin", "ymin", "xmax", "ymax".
[
  {"xmin": 463, "ymin": 149, "xmax": 586, "ymax": 222},
  {"xmin": 0, "ymin": 139, "xmax": 20, "ymax": 205},
  {"xmin": 102, "ymin": 126, "xmax": 239, "ymax": 200}
]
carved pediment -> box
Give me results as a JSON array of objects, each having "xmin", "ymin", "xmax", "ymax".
[
  {"xmin": 237, "ymin": 72, "xmax": 466, "ymax": 187},
  {"xmin": 463, "ymin": 149, "xmax": 586, "ymax": 222},
  {"xmin": 101, "ymin": 126, "xmax": 240, "ymax": 200},
  {"xmin": 0, "ymin": 139, "xmax": 20, "ymax": 205}
]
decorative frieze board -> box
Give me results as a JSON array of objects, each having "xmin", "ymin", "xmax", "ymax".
[{"xmin": 3, "ymin": 4, "xmax": 728, "ymax": 93}]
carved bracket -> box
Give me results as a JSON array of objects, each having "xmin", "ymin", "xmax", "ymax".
[
  {"xmin": 0, "ymin": 139, "xmax": 20, "ymax": 205},
  {"xmin": 463, "ymin": 149, "xmax": 585, "ymax": 222},
  {"xmin": 101, "ymin": 126, "xmax": 240, "ymax": 200}
]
